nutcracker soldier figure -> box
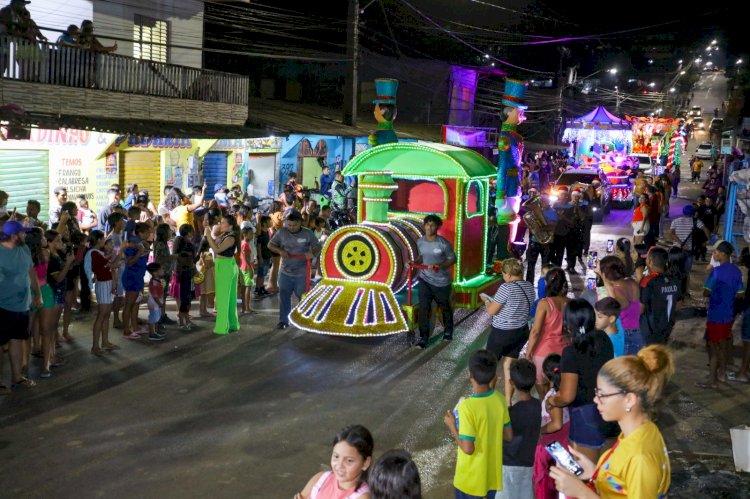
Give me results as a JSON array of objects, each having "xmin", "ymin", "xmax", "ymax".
[
  {"xmin": 368, "ymin": 78, "xmax": 399, "ymax": 147},
  {"xmin": 496, "ymin": 78, "xmax": 528, "ymax": 223}
]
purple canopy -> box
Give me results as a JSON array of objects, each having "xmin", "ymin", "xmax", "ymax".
[{"xmin": 565, "ymin": 105, "xmax": 630, "ymax": 130}]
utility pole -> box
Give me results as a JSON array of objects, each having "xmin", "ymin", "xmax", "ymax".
[{"xmin": 343, "ymin": 0, "xmax": 360, "ymax": 127}]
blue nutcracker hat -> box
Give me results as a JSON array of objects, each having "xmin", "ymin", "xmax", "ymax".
[
  {"xmin": 373, "ymin": 78, "xmax": 399, "ymax": 104},
  {"xmin": 502, "ymin": 78, "xmax": 528, "ymax": 109}
]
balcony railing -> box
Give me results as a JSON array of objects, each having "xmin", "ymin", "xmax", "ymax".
[{"xmin": 1, "ymin": 35, "xmax": 248, "ymax": 106}]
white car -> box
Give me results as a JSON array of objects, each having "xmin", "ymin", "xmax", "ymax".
[
  {"xmin": 630, "ymin": 154, "xmax": 654, "ymax": 174},
  {"xmin": 695, "ymin": 143, "xmax": 713, "ymax": 159},
  {"xmin": 690, "ymin": 106, "xmax": 702, "ymax": 117},
  {"xmin": 693, "ymin": 116, "xmax": 705, "ymax": 130}
]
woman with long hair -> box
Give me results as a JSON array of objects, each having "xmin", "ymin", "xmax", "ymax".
[
  {"xmin": 546, "ymin": 299, "xmax": 614, "ymax": 464},
  {"xmin": 203, "ymin": 215, "xmax": 240, "ymax": 335},
  {"xmin": 525, "ymin": 267, "xmax": 570, "ymax": 396},
  {"xmin": 41, "ymin": 230, "xmax": 75, "ymax": 378},
  {"xmin": 550, "ymin": 346, "xmax": 674, "ymax": 498},
  {"xmin": 598, "ymin": 256, "xmax": 642, "ymax": 355},
  {"xmin": 614, "ymin": 237, "xmax": 634, "ymax": 277},
  {"xmin": 631, "ymin": 194, "xmax": 650, "ymax": 245}
]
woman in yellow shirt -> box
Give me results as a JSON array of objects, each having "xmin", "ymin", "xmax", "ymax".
[
  {"xmin": 164, "ymin": 185, "xmax": 205, "ymax": 229},
  {"xmin": 550, "ymin": 345, "xmax": 673, "ymax": 498}
]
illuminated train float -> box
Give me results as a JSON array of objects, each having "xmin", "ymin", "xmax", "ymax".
[{"xmin": 289, "ymin": 142, "xmax": 504, "ymax": 337}]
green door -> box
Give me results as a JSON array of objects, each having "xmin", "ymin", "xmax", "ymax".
[{"xmin": 0, "ymin": 150, "xmax": 50, "ymax": 221}]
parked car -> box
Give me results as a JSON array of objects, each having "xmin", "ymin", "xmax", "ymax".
[
  {"xmin": 695, "ymin": 142, "xmax": 713, "ymax": 159},
  {"xmin": 690, "ymin": 105, "xmax": 702, "ymax": 118},
  {"xmin": 550, "ymin": 168, "xmax": 611, "ymax": 223},
  {"xmin": 693, "ymin": 116, "xmax": 705, "ymax": 130},
  {"xmin": 630, "ymin": 153, "xmax": 654, "ymax": 175},
  {"xmin": 709, "ymin": 117, "xmax": 724, "ymax": 133}
]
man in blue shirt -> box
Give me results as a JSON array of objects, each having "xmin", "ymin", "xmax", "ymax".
[
  {"xmin": 0, "ymin": 221, "xmax": 42, "ymax": 390},
  {"xmin": 318, "ymin": 165, "xmax": 334, "ymax": 202},
  {"xmin": 700, "ymin": 241, "xmax": 744, "ymax": 388}
]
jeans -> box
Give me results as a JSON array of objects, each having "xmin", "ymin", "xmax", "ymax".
[
  {"xmin": 525, "ymin": 241, "xmax": 549, "ymax": 283},
  {"xmin": 279, "ymin": 272, "xmax": 307, "ymax": 325},
  {"xmin": 255, "ymin": 259, "xmax": 270, "ymax": 290},
  {"xmin": 418, "ymin": 280, "xmax": 453, "ymax": 339},
  {"xmin": 623, "ymin": 327, "xmax": 644, "ymax": 355}
]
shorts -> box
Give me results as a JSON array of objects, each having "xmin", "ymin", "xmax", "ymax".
[
  {"xmin": 147, "ymin": 296, "xmax": 161, "ymax": 324},
  {"xmin": 632, "ymin": 221, "xmax": 650, "ymax": 236},
  {"xmin": 40, "ymin": 283, "xmax": 56, "ymax": 309},
  {"xmin": 122, "ymin": 269, "xmax": 146, "ymax": 293},
  {"xmin": 0, "ymin": 307, "xmax": 31, "ymax": 345},
  {"xmin": 705, "ymin": 321, "xmax": 733, "ymax": 343},
  {"xmin": 569, "ymin": 403, "xmax": 613, "ymax": 449},
  {"xmin": 486, "ymin": 324, "xmax": 529, "ymax": 360},
  {"xmin": 240, "ymin": 269, "xmax": 255, "ymax": 287},
  {"xmin": 95, "ymin": 280, "xmax": 114, "ymax": 305},
  {"xmin": 497, "ymin": 466, "xmax": 533, "ymax": 499}
]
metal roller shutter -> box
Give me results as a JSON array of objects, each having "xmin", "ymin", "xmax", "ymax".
[
  {"xmin": 120, "ymin": 151, "xmax": 161, "ymax": 207},
  {"xmin": 0, "ymin": 150, "xmax": 50, "ymax": 220},
  {"xmin": 203, "ymin": 152, "xmax": 228, "ymax": 200}
]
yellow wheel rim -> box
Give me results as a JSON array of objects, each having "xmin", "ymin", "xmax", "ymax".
[{"xmin": 336, "ymin": 234, "xmax": 376, "ymax": 278}]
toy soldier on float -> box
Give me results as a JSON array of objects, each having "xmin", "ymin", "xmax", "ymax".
[
  {"xmin": 368, "ymin": 78, "xmax": 399, "ymax": 147},
  {"xmin": 495, "ymin": 78, "xmax": 529, "ymax": 260}
]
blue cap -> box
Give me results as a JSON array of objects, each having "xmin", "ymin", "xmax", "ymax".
[
  {"xmin": 683, "ymin": 205, "xmax": 695, "ymax": 216},
  {"xmin": 214, "ymin": 183, "xmax": 226, "ymax": 192},
  {"xmin": 501, "ymin": 78, "xmax": 528, "ymax": 109},
  {"xmin": 2, "ymin": 221, "xmax": 32, "ymax": 236},
  {"xmin": 373, "ymin": 78, "xmax": 398, "ymax": 104}
]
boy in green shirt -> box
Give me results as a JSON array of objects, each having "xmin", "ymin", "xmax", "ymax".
[{"xmin": 444, "ymin": 350, "xmax": 513, "ymax": 498}]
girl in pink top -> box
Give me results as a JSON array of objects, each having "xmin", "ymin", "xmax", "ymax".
[
  {"xmin": 295, "ymin": 425, "xmax": 373, "ymax": 499},
  {"xmin": 526, "ymin": 267, "xmax": 571, "ymax": 396}
]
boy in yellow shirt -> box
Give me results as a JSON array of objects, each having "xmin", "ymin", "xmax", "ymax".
[{"xmin": 444, "ymin": 350, "xmax": 513, "ymax": 498}]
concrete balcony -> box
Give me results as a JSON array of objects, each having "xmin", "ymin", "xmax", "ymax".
[{"xmin": 0, "ymin": 36, "xmax": 249, "ymax": 131}]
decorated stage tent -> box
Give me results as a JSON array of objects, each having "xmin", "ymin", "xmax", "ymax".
[
  {"xmin": 289, "ymin": 142, "xmax": 502, "ymax": 337},
  {"xmin": 562, "ymin": 105, "xmax": 633, "ymax": 162}
]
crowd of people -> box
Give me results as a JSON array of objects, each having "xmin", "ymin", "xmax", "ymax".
[{"xmin": 0, "ymin": 170, "xmax": 346, "ymax": 390}]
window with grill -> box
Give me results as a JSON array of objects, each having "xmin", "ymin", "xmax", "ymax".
[{"xmin": 133, "ymin": 15, "xmax": 168, "ymax": 63}]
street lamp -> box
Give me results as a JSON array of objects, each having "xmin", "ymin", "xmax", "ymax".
[
  {"xmin": 670, "ymin": 87, "xmax": 677, "ymax": 93},
  {"xmin": 678, "ymin": 59, "xmax": 683, "ymax": 64},
  {"xmin": 680, "ymin": 70, "xmax": 686, "ymax": 75},
  {"xmin": 648, "ymin": 59, "xmax": 654, "ymax": 64},
  {"xmin": 712, "ymin": 39, "xmax": 717, "ymax": 45},
  {"xmin": 737, "ymin": 59, "xmax": 744, "ymax": 65}
]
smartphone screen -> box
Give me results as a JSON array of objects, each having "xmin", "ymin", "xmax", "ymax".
[
  {"xmin": 545, "ymin": 441, "xmax": 584, "ymax": 476},
  {"xmin": 607, "ymin": 239, "xmax": 615, "ymax": 253},
  {"xmin": 587, "ymin": 278, "xmax": 597, "ymax": 290}
]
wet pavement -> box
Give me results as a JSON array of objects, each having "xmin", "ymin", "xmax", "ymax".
[{"xmin": 3, "ymin": 172, "xmax": 750, "ymax": 497}]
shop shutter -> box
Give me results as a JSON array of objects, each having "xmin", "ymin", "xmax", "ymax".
[
  {"xmin": 120, "ymin": 151, "xmax": 161, "ymax": 207},
  {"xmin": 203, "ymin": 152, "xmax": 228, "ymax": 200},
  {"xmin": 0, "ymin": 150, "xmax": 50, "ymax": 220}
]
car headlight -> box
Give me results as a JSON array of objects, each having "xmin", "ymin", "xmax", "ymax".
[{"xmin": 592, "ymin": 207, "xmax": 598, "ymax": 212}]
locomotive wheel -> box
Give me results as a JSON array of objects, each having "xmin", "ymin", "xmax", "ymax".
[{"xmin": 336, "ymin": 234, "xmax": 377, "ymax": 279}]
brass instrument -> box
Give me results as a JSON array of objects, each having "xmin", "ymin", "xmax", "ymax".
[{"xmin": 522, "ymin": 195, "xmax": 553, "ymax": 244}]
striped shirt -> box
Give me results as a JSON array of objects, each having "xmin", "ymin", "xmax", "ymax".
[
  {"xmin": 670, "ymin": 216, "xmax": 703, "ymax": 245},
  {"xmin": 491, "ymin": 280, "xmax": 536, "ymax": 329}
]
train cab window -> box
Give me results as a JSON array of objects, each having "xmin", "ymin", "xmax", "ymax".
[
  {"xmin": 465, "ymin": 180, "xmax": 484, "ymax": 217},
  {"xmin": 390, "ymin": 178, "xmax": 447, "ymax": 216}
]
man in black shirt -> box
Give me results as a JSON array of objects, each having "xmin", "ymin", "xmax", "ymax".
[
  {"xmin": 640, "ymin": 247, "xmax": 679, "ymax": 344},
  {"xmin": 697, "ymin": 196, "xmax": 717, "ymax": 234}
]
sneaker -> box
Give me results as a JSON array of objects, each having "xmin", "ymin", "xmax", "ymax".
[
  {"xmin": 148, "ymin": 333, "xmax": 164, "ymax": 342},
  {"xmin": 276, "ymin": 321, "xmax": 289, "ymax": 330},
  {"xmin": 180, "ymin": 325, "xmax": 192, "ymax": 332},
  {"xmin": 415, "ymin": 338, "xmax": 428, "ymax": 349},
  {"xmin": 160, "ymin": 315, "xmax": 177, "ymax": 325}
]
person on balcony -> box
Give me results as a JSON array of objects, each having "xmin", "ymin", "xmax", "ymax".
[
  {"xmin": 56, "ymin": 24, "xmax": 78, "ymax": 47},
  {"xmin": 77, "ymin": 20, "xmax": 116, "ymax": 53}
]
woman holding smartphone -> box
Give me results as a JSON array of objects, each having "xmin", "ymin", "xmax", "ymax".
[{"xmin": 549, "ymin": 345, "xmax": 673, "ymax": 498}]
